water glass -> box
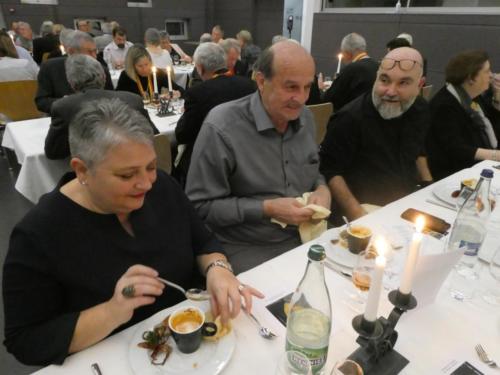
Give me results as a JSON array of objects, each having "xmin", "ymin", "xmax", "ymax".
[
  {"xmin": 482, "ymin": 246, "xmax": 500, "ymax": 305},
  {"xmin": 348, "ymin": 250, "xmax": 376, "ymax": 309},
  {"xmin": 142, "ymin": 92, "xmax": 150, "ymax": 105},
  {"xmin": 276, "ymin": 351, "xmax": 312, "ymax": 375},
  {"xmin": 330, "ymin": 359, "xmax": 364, "ymax": 375}
]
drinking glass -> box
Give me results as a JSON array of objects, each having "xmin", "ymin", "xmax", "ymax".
[
  {"xmin": 454, "ymin": 186, "xmax": 473, "ymax": 212},
  {"xmin": 172, "ymin": 98, "xmax": 184, "ymax": 114},
  {"xmin": 142, "ymin": 92, "xmax": 150, "ymax": 105},
  {"xmin": 349, "ymin": 250, "xmax": 376, "ymax": 308},
  {"xmin": 276, "ymin": 351, "xmax": 312, "ymax": 375},
  {"xmin": 160, "ymin": 87, "xmax": 171, "ymax": 99},
  {"xmin": 330, "ymin": 359, "xmax": 364, "ymax": 375},
  {"xmin": 482, "ymin": 247, "xmax": 500, "ymax": 305}
]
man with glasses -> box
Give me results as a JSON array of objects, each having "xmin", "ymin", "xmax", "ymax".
[
  {"xmin": 35, "ymin": 31, "xmax": 113, "ymax": 114},
  {"xmin": 320, "ymin": 47, "xmax": 432, "ymax": 223},
  {"xmin": 323, "ymin": 33, "xmax": 378, "ymax": 111}
]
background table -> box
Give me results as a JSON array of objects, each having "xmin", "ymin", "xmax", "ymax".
[
  {"xmin": 32, "ymin": 160, "xmax": 500, "ymax": 375},
  {"xmin": 1, "ymin": 110, "xmax": 181, "ymax": 203}
]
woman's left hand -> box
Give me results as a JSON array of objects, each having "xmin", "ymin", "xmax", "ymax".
[{"xmin": 206, "ymin": 267, "xmax": 264, "ymax": 324}]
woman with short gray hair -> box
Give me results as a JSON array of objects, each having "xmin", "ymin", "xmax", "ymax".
[
  {"xmin": 144, "ymin": 27, "xmax": 173, "ymax": 68},
  {"xmin": 3, "ymin": 97, "xmax": 262, "ymax": 366}
]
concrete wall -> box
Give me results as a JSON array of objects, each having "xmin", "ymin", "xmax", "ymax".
[{"xmin": 311, "ymin": 11, "xmax": 500, "ymax": 92}]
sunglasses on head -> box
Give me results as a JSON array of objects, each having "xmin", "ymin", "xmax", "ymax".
[{"xmin": 380, "ymin": 58, "xmax": 422, "ymax": 71}]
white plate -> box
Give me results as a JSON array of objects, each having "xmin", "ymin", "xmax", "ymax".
[
  {"xmin": 432, "ymin": 183, "xmax": 459, "ymax": 207},
  {"xmin": 128, "ymin": 314, "xmax": 235, "ymax": 375},
  {"xmin": 323, "ymin": 239, "xmax": 358, "ymax": 269}
]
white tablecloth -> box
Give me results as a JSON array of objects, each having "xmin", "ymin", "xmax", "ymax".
[
  {"xmin": 1, "ymin": 112, "xmax": 181, "ymax": 203},
  {"xmin": 110, "ymin": 65, "xmax": 194, "ymax": 89},
  {"xmin": 31, "ymin": 160, "xmax": 500, "ymax": 375}
]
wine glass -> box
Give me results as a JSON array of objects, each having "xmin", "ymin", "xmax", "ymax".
[
  {"xmin": 276, "ymin": 350, "xmax": 312, "ymax": 375},
  {"xmin": 142, "ymin": 92, "xmax": 150, "ymax": 106},
  {"xmin": 482, "ymin": 246, "xmax": 500, "ymax": 305},
  {"xmin": 348, "ymin": 250, "xmax": 376, "ymax": 308}
]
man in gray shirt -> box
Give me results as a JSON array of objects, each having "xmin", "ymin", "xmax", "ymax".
[{"xmin": 186, "ymin": 40, "xmax": 331, "ymax": 273}]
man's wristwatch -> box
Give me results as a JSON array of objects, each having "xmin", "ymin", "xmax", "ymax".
[{"xmin": 205, "ymin": 259, "xmax": 233, "ymax": 274}]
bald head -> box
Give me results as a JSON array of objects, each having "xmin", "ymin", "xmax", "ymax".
[{"xmin": 382, "ymin": 47, "xmax": 423, "ymax": 76}]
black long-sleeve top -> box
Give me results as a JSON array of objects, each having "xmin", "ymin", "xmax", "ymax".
[
  {"xmin": 3, "ymin": 171, "xmax": 221, "ymax": 366},
  {"xmin": 426, "ymin": 86, "xmax": 500, "ymax": 180},
  {"xmin": 115, "ymin": 69, "xmax": 184, "ymax": 97}
]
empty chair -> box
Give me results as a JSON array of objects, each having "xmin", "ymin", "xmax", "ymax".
[
  {"xmin": 307, "ymin": 102, "xmax": 333, "ymax": 145},
  {"xmin": 153, "ymin": 133, "xmax": 172, "ymax": 174},
  {"xmin": 0, "ymin": 80, "xmax": 42, "ymax": 121}
]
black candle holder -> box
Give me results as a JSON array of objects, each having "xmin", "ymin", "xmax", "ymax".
[
  {"xmin": 156, "ymin": 97, "xmax": 175, "ymax": 117},
  {"xmin": 347, "ymin": 289, "xmax": 417, "ymax": 375}
]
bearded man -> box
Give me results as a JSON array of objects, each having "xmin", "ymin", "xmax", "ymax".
[{"xmin": 319, "ymin": 47, "xmax": 432, "ymax": 222}]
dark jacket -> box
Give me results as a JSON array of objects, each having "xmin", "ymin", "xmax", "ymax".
[
  {"xmin": 174, "ymin": 74, "xmax": 256, "ymax": 182},
  {"xmin": 324, "ymin": 57, "xmax": 378, "ymax": 111},
  {"xmin": 426, "ymin": 86, "xmax": 500, "ymax": 180},
  {"xmin": 45, "ymin": 89, "xmax": 158, "ymax": 160},
  {"xmin": 35, "ymin": 56, "xmax": 114, "ymax": 114},
  {"xmin": 32, "ymin": 34, "xmax": 60, "ymax": 65}
]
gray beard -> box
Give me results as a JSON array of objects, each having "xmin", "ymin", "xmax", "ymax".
[{"xmin": 372, "ymin": 90, "xmax": 417, "ymax": 120}]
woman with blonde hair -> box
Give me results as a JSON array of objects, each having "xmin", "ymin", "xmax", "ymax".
[{"xmin": 0, "ymin": 30, "xmax": 38, "ymax": 81}]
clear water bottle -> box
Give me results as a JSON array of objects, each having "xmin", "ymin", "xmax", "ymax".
[
  {"xmin": 448, "ymin": 169, "xmax": 493, "ymax": 299},
  {"xmin": 285, "ymin": 244, "xmax": 332, "ymax": 375}
]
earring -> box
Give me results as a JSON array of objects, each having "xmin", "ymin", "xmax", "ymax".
[{"xmin": 79, "ymin": 180, "xmax": 87, "ymax": 186}]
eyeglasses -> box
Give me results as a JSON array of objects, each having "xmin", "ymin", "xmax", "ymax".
[{"xmin": 380, "ymin": 58, "xmax": 422, "ymax": 71}]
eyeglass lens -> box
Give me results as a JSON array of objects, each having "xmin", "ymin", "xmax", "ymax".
[{"xmin": 380, "ymin": 58, "xmax": 420, "ymax": 71}]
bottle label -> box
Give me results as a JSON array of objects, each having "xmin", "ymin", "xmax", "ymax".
[
  {"xmin": 459, "ymin": 240, "xmax": 481, "ymax": 256},
  {"xmin": 285, "ymin": 339, "xmax": 328, "ymax": 374}
]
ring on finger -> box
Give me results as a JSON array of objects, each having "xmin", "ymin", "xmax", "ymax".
[
  {"xmin": 238, "ymin": 284, "xmax": 246, "ymax": 293},
  {"xmin": 122, "ymin": 284, "xmax": 135, "ymax": 298}
]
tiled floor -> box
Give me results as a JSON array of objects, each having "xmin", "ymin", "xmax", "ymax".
[{"xmin": 0, "ymin": 153, "xmax": 40, "ymax": 374}]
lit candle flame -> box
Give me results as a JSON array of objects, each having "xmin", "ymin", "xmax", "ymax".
[
  {"xmin": 416, "ymin": 215, "xmax": 425, "ymax": 233},
  {"xmin": 152, "ymin": 66, "xmax": 157, "ymax": 73},
  {"xmin": 374, "ymin": 236, "xmax": 388, "ymax": 259},
  {"xmin": 338, "ymin": 53, "xmax": 343, "ymax": 60}
]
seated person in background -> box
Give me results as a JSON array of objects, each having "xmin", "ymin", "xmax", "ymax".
[
  {"xmin": 77, "ymin": 19, "xmax": 94, "ymax": 37},
  {"xmin": 3, "ymin": 98, "xmax": 262, "ymax": 366},
  {"xmin": 323, "ymin": 33, "xmax": 378, "ymax": 111},
  {"xmin": 186, "ymin": 40, "xmax": 330, "ymax": 273},
  {"xmin": 236, "ymin": 30, "xmax": 261, "ymax": 74},
  {"xmin": 33, "ymin": 21, "xmax": 59, "ymax": 65},
  {"xmin": 103, "ymin": 26, "xmax": 132, "ymax": 71},
  {"xmin": 144, "ymin": 28, "xmax": 173, "ymax": 69},
  {"xmin": 35, "ymin": 30, "xmax": 113, "ymax": 114},
  {"xmin": 211, "ymin": 25, "xmax": 224, "ymax": 43},
  {"xmin": 426, "ymin": 50, "xmax": 500, "ymax": 180},
  {"xmin": 45, "ymin": 54, "xmax": 157, "ymax": 160},
  {"xmin": 93, "ymin": 22, "xmax": 113, "ymax": 54},
  {"xmin": 0, "ymin": 31, "xmax": 38, "ymax": 81},
  {"xmin": 174, "ymin": 42, "xmax": 256, "ymax": 185},
  {"xmin": 14, "ymin": 21, "xmax": 33, "ymax": 52},
  {"xmin": 386, "ymin": 37, "xmax": 411, "ymax": 52},
  {"xmin": 320, "ymin": 47, "xmax": 432, "ymax": 222},
  {"xmin": 220, "ymin": 38, "xmax": 248, "ymax": 76},
  {"xmin": 116, "ymin": 45, "xmax": 183, "ymax": 99},
  {"xmin": 159, "ymin": 31, "xmax": 192, "ymax": 63},
  {"xmin": 188, "ymin": 33, "xmax": 212, "ymax": 88}
]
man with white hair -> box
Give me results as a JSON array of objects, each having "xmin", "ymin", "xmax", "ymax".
[
  {"xmin": 174, "ymin": 42, "xmax": 255, "ymax": 184},
  {"xmin": 15, "ymin": 21, "xmax": 33, "ymax": 52},
  {"xmin": 324, "ymin": 32, "xmax": 378, "ymax": 111},
  {"xmin": 35, "ymin": 30, "xmax": 113, "ymax": 113},
  {"xmin": 45, "ymin": 54, "xmax": 157, "ymax": 160},
  {"xmin": 220, "ymin": 38, "xmax": 247, "ymax": 76},
  {"xmin": 320, "ymin": 47, "xmax": 432, "ymax": 222}
]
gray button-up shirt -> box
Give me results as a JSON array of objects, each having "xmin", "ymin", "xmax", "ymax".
[{"xmin": 186, "ymin": 91, "xmax": 325, "ymax": 247}]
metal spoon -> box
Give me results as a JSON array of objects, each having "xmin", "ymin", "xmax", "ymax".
[
  {"xmin": 157, "ymin": 277, "xmax": 210, "ymax": 301},
  {"xmin": 342, "ymin": 216, "xmax": 352, "ymax": 231},
  {"xmin": 246, "ymin": 311, "xmax": 277, "ymax": 339}
]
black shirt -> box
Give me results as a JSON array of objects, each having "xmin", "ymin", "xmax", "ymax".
[
  {"xmin": 319, "ymin": 92, "xmax": 430, "ymax": 210},
  {"xmin": 115, "ymin": 69, "xmax": 184, "ymax": 97},
  {"xmin": 3, "ymin": 171, "xmax": 221, "ymax": 366}
]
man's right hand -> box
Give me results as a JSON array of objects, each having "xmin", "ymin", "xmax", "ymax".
[{"xmin": 263, "ymin": 198, "xmax": 314, "ymax": 225}]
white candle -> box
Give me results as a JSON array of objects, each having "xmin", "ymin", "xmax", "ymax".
[
  {"xmin": 336, "ymin": 53, "xmax": 343, "ymax": 74},
  {"xmin": 399, "ymin": 216, "xmax": 425, "ymax": 295},
  {"xmin": 152, "ymin": 66, "xmax": 158, "ymax": 94},
  {"xmin": 60, "ymin": 45, "xmax": 65, "ymax": 55},
  {"xmin": 364, "ymin": 236, "xmax": 387, "ymax": 322},
  {"xmin": 166, "ymin": 65, "xmax": 173, "ymax": 92}
]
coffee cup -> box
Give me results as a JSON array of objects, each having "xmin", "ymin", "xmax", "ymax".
[
  {"xmin": 168, "ymin": 306, "xmax": 217, "ymax": 353},
  {"xmin": 346, "ymin": 226, "xmax": 372, "ymax": 254}
]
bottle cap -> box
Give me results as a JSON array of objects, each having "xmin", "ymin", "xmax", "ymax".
[
  {"xmin": 308, "ymin": 244, "xmax": 326, "ymax": 261},
  {"xmin": 481, "ymin": 169, "xmax": 494, "ymax": 179}
]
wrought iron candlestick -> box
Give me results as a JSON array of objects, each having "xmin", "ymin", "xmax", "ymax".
[
  {"xmin": 156, "ymin": 97, "xmax": 175, "ymax": 117},
  {"xmin": 347, "ymin": 289, "xmax": 417, "ymax": 375}
]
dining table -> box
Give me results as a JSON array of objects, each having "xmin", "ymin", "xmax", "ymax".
[
  {"xmin": 110, "ymin": 64, "xmax": 195, "ymax": 90},
  {"xmin": 1, "ymin": 109, "xmax": 181, "ymax": 204},
  {"xmin": 31, "ymin": 160, "xmax": 500, "ymax": 375}
]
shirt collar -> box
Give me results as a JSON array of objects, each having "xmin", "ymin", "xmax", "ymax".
[{"xmin": 249, "ymin": 91, "xmax": 305, "ymax": 133}]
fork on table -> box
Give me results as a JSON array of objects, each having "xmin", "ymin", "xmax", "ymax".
[{"xmin": 475, "ymin": 344, "xmax": 498, "ymax": 368}]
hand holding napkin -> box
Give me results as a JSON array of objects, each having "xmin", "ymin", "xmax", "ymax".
[{"xmin": 271, "ymin": 192, "xmax": 331, "ymax": 243}]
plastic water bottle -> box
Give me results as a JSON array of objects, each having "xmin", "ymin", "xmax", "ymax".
[
  {"xmin": 285, "ymin": 244, "xmax": 332, "ymax": 374},
  {"xmin": 448, "ymin": 169, "xmax": 493, "ymax": 299}
]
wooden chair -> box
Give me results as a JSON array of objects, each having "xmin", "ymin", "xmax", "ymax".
[
  {"xmin": 307, "ymin": 102, "xmax": 333, "ymax": 145},
  {"xmin": 0, "ymin": 80, "xmax": 42, "ymax": 122},
  {"xmin": 153, "ymin": 134, "xmax": 172, "ymax": 174},
  {"xmin": 420, "ymin": 84, "xmax": 433, "ymax": 101}
]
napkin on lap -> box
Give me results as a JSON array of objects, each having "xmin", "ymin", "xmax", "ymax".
[{"xmin": 271, "ymin": 192, "xmax": 331, "ymax": 243}]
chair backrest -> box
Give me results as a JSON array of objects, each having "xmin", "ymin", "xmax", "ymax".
[
  {"xmin": 153, "ymin": 133, "xmax": 172, "ymax": 174},
  {"xmin": 420, "ymin": 84, "xmax": 433, "ymax": 101},
  {"xmin": 0, "ymin": 80, "xmax": 42, "ymax": 121},
  {"xmin": 307, "ymin": 102, "xmax": 333, "ymax": 145}
]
